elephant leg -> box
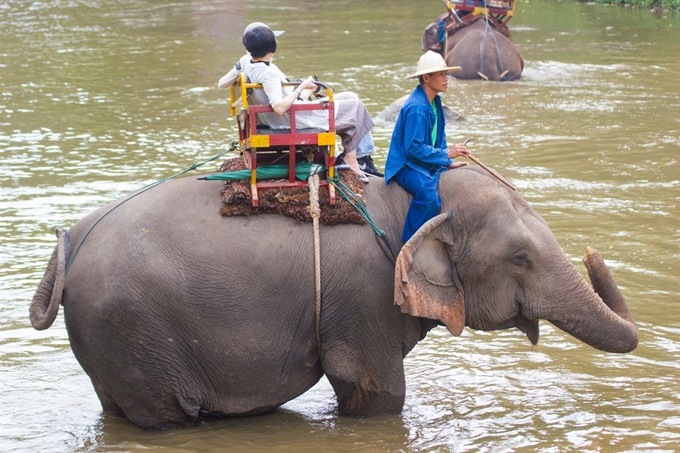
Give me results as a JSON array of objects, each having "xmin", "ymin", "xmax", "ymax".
[
  {"xmin": 90, "ymin": 377, "xmax": 125, "ymax": 417},
  {"xmin": 104, "ymin": 370, "xmax": 202, "ymax": 429},
  {"xmin": 68, "ymin": 316, "xmax": 202, "ymax": 429},
  {"xmin": 322, "ymin": 342, "xmax": 406, "ymax": 417},
  {"xmin": 85, "ymin": 364, "xmax": 201, "ymax": 429}
]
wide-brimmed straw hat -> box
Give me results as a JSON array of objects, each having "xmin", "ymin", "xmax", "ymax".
[
  {"xmin": 406, "ymin": 51, "xmax": 461, "ymax": 79},
  {"xmin": 243, "ymin": 22, "xmax": 285, "ymax": 37}
]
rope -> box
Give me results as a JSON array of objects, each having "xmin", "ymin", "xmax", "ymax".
[
  {"xmin": 479, "ymin": 1, "xmax": 506, "ymax": 81},
  {"xmin": 308, "ymin": 174, "xmax": 323, "ymax": 353},
  {"xmin": 327, "ymin": 176, "xmax": 398, "ymax": 264},
  {"xmin": 327, "ymin": 176, "xmax": 384, "ymax": 237},
  {"xmin": 65, "ymin": 142, "xmax": 242, "ymax": 275},
  {"xmin": 307, "ymin": 173, "xmax": 398, "ymax": 353},
  {"xmin": 64, "ymin": 145, "xmax": 395, "ymax": 350},
  {"xmin": 488, "ymin": 23, "xmax": 506, "ymax": 80}
]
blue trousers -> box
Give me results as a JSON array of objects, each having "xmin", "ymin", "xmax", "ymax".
[
  {"xmin": 356, "ymin": 132, "xmax": 375, "ymax": 159},
  {"xmin": 394, "ymin": 166, "xmax": 443, "ymax": 242}
]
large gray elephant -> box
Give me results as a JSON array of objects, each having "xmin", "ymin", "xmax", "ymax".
[
  {"xmin": 423, "ymin": 16, "xmax": 524, "ymax": 81},
  {"xmin": 30, "ymin": 166, "xmax": 637, "ymax": 430}
]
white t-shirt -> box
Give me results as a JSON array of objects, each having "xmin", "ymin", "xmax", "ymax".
[
  {"xmin": 217, "ymin": 54, "xmax": 250, "ymax": 89},
  {"xmin": 219, "ymin": 55, "xmax": 335, "ymax": 130}
]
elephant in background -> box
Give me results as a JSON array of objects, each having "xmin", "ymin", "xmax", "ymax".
[
  {"xmin": 376, "ymin": 94, "xmax": 463, "ymax": 124},
  {"xmin": 30, "ymin": 166, "xmax": 637, "ymax": 430},
  {"xmin": 423, "ymin": 15, "xmax": 524, "ymax": 81}
]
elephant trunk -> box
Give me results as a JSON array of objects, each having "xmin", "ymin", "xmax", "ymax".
[
  {"xmin": 30, "ymin": 228, "xmax": 69, "ymax": 330},
  {"xmin": 536, "ymin": 248, "xmax": 638, "ymax": 353}
]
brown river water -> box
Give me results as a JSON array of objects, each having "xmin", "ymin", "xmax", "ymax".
[{"xmin": 1, "ymin": 0, "xmax": 679, "ymax": 451}]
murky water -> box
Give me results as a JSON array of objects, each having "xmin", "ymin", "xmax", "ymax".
[{"xmin": 1, "ymin": 0, "xmax": 679, "ymax": 451}]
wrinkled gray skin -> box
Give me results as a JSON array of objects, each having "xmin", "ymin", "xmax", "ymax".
[
  {"xmin": 377, "ymin": 94, "xmax": 463, "ymax": 124},
  {"xmin": 426, "ymin": 19, "xmax": 524, "ymax": 81},
  {"xmin": 31, "ymin": 167, "xmax": 637, "ymax": 430}
]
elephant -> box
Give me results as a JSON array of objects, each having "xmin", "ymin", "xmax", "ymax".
[
  {"xmin": 376, "ymin": 94, "xmax": 463, "ymax": 124},
  {"xmin": 423, "ymin": 15, "xmax": 524, "ymax": 81},
  {"xmin": 30, "ymin": 166, "xmax": 638, "ymax": 430}
]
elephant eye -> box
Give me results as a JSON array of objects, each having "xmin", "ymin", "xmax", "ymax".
[{"xmin": 512, "ymin": 252, "xmax": 532, "ymax": 269}]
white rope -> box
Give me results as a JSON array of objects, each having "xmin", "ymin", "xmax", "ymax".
[{"xmin": 309, "ymin": 174, "xmax": 323, "ymax": 353}]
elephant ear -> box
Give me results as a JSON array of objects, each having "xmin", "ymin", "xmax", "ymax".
[{"xmin": 394, "ymin": 212, "xmax": 466, "ymax": 336}]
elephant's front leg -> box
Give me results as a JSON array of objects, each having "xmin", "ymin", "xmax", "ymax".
[{"xmin": 322, "ymin": 342, "xmax": 407, "ymax": 417}]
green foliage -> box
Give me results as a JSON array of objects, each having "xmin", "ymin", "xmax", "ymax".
[{"xmin": 591, "ymin": 0, "xmax": 680, "ymax": 11}]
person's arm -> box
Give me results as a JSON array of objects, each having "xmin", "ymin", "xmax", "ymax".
[
  {"xmin": 270, "ymin": 76, "xmax": 317, "ymax": 115},
  {"xmin": 447, "ymin": 143, "xmax": 470, "ymax": 159},
  {"xmin": 446, "ymin": 143, "xmax": 470, "ymax": 168},
  {"xmin": 271, "ymin": 85, "xmax": 302, "ymax": 115},
  {"xmin": 217, "ymin": 55, "xmax": 248, "ymax": 89},
  {"xmin": 296, "ymin": 77, "xmax": 318, "ymax": 100},
  {"xmin": 218, "ymin": 67, "xmax": 240, "ymax": 89}
]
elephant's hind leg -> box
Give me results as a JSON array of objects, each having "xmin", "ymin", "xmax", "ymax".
[
  {"xmin": 91, "ymin": 377, "xmax": 125, "ymax": 417},
  {"xmin": 89, "ymin": 372, "xmax": 200, "ymax": 429},
  {"xmin": 120, "ymin": 390, "xmax": 200, "ymax": 430}
]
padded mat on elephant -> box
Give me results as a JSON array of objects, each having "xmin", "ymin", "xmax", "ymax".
[{"xmin": 217, "ymin": 157, "xmax": 366, "ymax": 225}]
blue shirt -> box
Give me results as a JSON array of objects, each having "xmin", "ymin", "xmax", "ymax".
[{"xmin": 384, "ymin": 84, "xmax": 453, "ymax": 184}]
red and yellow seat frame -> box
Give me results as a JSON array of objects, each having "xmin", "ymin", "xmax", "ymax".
[
  {"xmin": 229, "ymin": 73, "xmax": 337, "ymax": 207},
  {"xmin": 445, "ymin": 0, "xmax": 516, "ymax": 31}
]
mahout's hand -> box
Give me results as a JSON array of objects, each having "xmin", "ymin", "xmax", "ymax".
[{"xmin": 447, "ymin": 143, "xmax": 471, "ymax": 159}]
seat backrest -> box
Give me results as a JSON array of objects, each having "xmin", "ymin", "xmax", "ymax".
[
  {"xmin": 230, "ymin": 73, "xmax": 336, "ymax": 136},
  {"xmin": 229, "ymin": 72, "xmax": 256, "ymax": 116},
  {"xmin": 230, "ymin": 73, "xmax": 335, "ymax": 114}
]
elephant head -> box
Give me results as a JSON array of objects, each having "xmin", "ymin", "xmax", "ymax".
[{"xmin": 394, "ymin": 169, "xmax": 637, "ymax": 353}]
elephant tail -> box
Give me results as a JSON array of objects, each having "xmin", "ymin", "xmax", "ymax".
[{"xmin": 30, "ymin": 228, "xmax": 70, "ymax": 330}]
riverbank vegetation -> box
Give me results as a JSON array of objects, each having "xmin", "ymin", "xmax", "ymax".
[{"xmin": 592, "ymin": 0, "xmax": 679, "ymax": 12}]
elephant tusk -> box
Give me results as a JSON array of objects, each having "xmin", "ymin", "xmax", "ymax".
[
  {"xmin": 477, "ymin": 71, "xmax": 489, "ymax": 81},
  {"xmin": 500, "ymin": 69, "xmax": 509, "ymax": 81}
]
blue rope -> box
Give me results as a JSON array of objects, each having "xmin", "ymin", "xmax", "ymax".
[
  {"xmin": 437, "ymin": 19, "xmax": 447, "ymax": 44},
  {"xmin": 327, "ymin": 176, "xmax": 386, "ymax": 238},
  {"xmin": 66, "ymin": 148, "xmax": 389, "ymax": 274}
]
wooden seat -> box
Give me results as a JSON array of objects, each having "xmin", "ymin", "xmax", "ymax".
[
  {"xmin": 445, "ymin": 0, "xmax": 516, "ymax": 31},
  {"xmin": 256, "ymin": 127, "xmax": 327, "ymax": 135},
  {"xmin": 229, "ymin": 73, "xmax": 337, "ymax": 207}
]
